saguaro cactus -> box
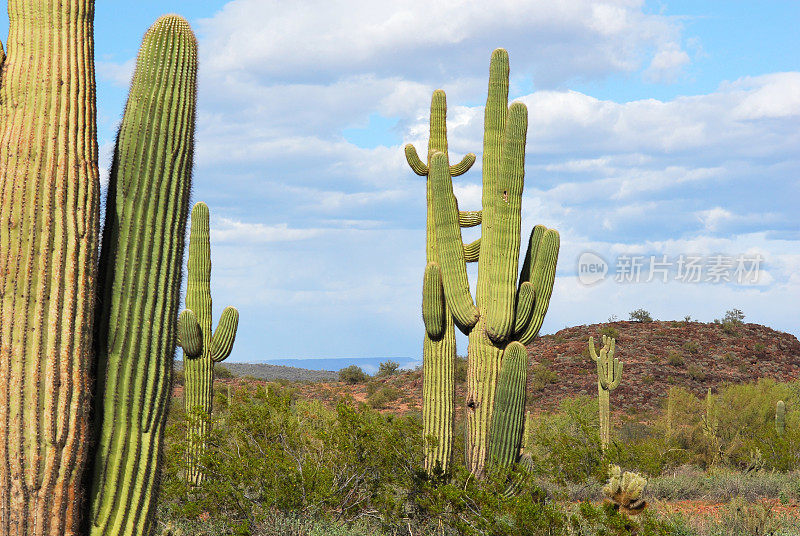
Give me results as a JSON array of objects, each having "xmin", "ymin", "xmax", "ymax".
[
  {"xmin": 87, "ymin": 16, "xmax": 197, "ymax": 535},
  {"xmin": 776, "ymin": 400, "xmax": 786, "ymax": 436},
  {"xmin": 419, "ymin": 49, "xmax": 560, "ymax": 474},
  {"xmin": 406, "ymin": 90, "xmax": 476, "ymax": 473},
  {"xmin": 0, "ymin": 1, "xmax": 100, "ymax": 533},
  {"xmin": 589, "ymin": 335, "xmax": 622, "ymax": 449},
  {"xmin": 178, "ymin": 202, "xmax": 239, "ymax": 485}
]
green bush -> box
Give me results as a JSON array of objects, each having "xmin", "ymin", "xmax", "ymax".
[
  {"xmin": 600, "ymin": 325, "xmax": 620, "ymax": 339},
  {"xmin": 530, "ymin": 362, "xmax": 559, "ymax": 392},
  {"xmin": 214, "ymin": 364, "xmax": 235, "ymax": 379},
  {"xmin": 368, "ymin": 386, "xmax": 401, "ymax": 409},
  {"xmin": 526, "ymin": 397, "xmax": 606, "ymax": 484},
  {"xmin": 455, "ymin": 355, "xmax": 468, "ymax": 383},
  {"xmin": 629, "ymin": 309, "xmax": 653, "ymax": 323},
  {"xmin": 667, "ymin": 350, "xmax": 685, "ymax": 367},
  {"xmin": 682, "ymin": 341, "xmax": 700, "ymax": 354},
  {"xmin": 376, "ymin": 360, "xmax": 400, "ymax": 377},
  {"xmin": 687, "ymin": 364, "xmax": 707, "ymax": 381},
  {"xmin": 339, "ymin": 365, "xmax": 369, "ymax": 384}
]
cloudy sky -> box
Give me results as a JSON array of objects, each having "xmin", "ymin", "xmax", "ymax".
[{"xmin": 6, "ymin": 1, "xmax": 797, "ymax": 364}]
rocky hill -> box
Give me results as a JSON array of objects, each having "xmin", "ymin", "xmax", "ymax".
[{"xmin": 186, "ymin": 321, "xmax": 800, "ymax": 417}]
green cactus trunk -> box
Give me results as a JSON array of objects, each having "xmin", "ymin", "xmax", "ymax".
[
  {"xmin": 776, "ymin": 400, "xmax": 786, "ymax": 436},
  {"xmin": 0, "ymin": 1, "xmax": 100, "ymax": 533},
  {"xmin": 488, "ymin": 342, "xmax": 528, "ymax": 467},
  {"xmin": 178, "ymin": 203, "xmax": 239, "ymax": 485},
  {"xmin": 87, "ymin": 16, "xmax": 197, "ymax": 535},
  {"xmin": 418, "ymin": 50, "xmax": 560, "ymax": 475},
  {"xmin": 407, "ymin": 90, "xmax": 476, "ymax": 473},
  {"xmin": 589, "ymin": 335, "xmax": 622, "ymax": 450}
]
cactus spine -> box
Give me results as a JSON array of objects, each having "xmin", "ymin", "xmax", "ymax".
[
  {"xmin": 488, "ymin": 342, "xmax": 528, "ymax": 467},
  {"xmin": 0, "ymin": 1, "xmax": 100, "ymax": 533},
  {"xmin": 87, "ymin": 16, "xmax": 197, "ymax": 535},
  {"xmin": 776, "ymin": 400, "xmax": 786, "ymax": 436},
  {"xmin": 415, "ymin": 49, "xmax": 560, "ymax": 474},
  {"xmin": 178, "ymin": 202, "xmax": 239, "ymax": 485},
  {"xmin": 406, "ymin": 90, "xmax": 475, "ymax": 473},
  {"xmin": 589, "ymin": 335, "xmax": 622, "ymax": 449}
]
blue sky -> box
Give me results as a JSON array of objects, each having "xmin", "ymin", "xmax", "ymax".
[{"xmin": 5, "ymin": 1, "xmax": 796, "ymax": 365}]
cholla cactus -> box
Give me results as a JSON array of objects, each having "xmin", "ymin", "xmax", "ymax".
[
  {"xmin": 776, "ymin": 400, "xmax": 786, "ymax": 436},
  {"xmin": 603, "ymin": 465, "xmax": 648, "ymax": 515},
  {"xmin": 589, "ymin": 335, "xmax": 622, "ymax": 449}
]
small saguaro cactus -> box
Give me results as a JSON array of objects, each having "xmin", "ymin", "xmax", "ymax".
[
  {"xmin": 776, "ymin": 400, "xmax": 786, "ymax": 436},
  {"xmin": 589, "ymin": 335, "xmax": 622, "ymax": 449},
  {"xmin": 418, "ymin": 49, "xmax": 560, "ymax": 475},
  {"xmin": 88, "ymin": 15, "xmax": 197, "ymax": 535},
  {"xmin": 178, "ymin": 202, "xmax": 239, "ymax": 485},
  {"xmin": 406, "ymin": 89, "xmax": 476, "ymax": 473}
]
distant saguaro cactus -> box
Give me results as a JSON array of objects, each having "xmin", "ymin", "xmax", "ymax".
[
  {"xmin": 408, "ymin": 49, "xmax": 560, "ymax": 474},
  {"xmin": 776, "ymin": 400, "xmax": 786, "ymax": 436},
  {"xmin": 589, "ymin": 335, "xmax": 622, "ymax": 449},
  {"xmin": 88, "ymin": 16, "xmax": 197, "ymax": 535},
  {"xmin": 178, "ymin": 202, "xmax": 239, "ymax": 485}
]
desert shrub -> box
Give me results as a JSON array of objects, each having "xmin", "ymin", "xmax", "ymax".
[
  {"xmin": 711, "ymin": 379, "xmax": 800, "ymax": 471},
  {"xmin": 526, "ymin": 397, "xmax": 606, "ymax": 484},
  {"xmin": 368, "ymin": 386, "xmax": 401, "ymax": 409},
  {"xmin": 629, "ymin": 309, "xmax": 653, "ymax": 323},
  {"xmin": 687, "ymin": 364, "xmax": 707, "ymax": 381},
  {"xmin": 600, "ymin": 325, "xmax": 620, "ymax": 339},
  {"xmin": 667, "ymin": 351, "xmax": 684, "ymax": 367},
  {"xmin": 339, "ymin": 364, "xmax": 369, "ymax": 384},
  {"xmin": 723, "ymin": 308, "xmax": 746, "ymax": 324},
  {"xmin": 172, "ymin": 368, "xmax": 184, "ymax": 386},
  {"xmin": 376, "ymin": 360, "xmax": 400, "ymax": 377},
  {"xmin": 454, "ymin": 355, "xmax": 468, "ymax": 383},
  {"xmin": 160, "ymin": 384, "xmax": 423, "ymax": 532},
  {"xmin": 682, "ymin": 341, "xmax": 700, "ymax": 354},
  {"xmin": 530, "ymin": 362, "xmax": 558, "ymax": 391},
  {"xmin": 214, "ymin": 364, "xmax": 235, "ymax": 379}
]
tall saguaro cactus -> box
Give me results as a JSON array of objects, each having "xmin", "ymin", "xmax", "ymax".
[
  {"xmin": 178, "ymin": 202, "xmax": 239, "ymax": 485},
  {"xmin": 589, "ymin": 335, "xmax": 622, "ymax": 449},
  {"xmin": 414, "ymin": 49, "xmax": 560, "ymax": 474},
  {"xmin": 406, "ymin": 90, "xmax": 476, "ymax": 473},
  {"xmin": 0, "ymin": 1, "xmax": 100, "ymax": 533},
  {"xmin": 87, "ymin": 16, "xmax": 197, "ymax": 535}
]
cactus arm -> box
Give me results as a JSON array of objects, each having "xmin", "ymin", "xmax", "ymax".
[
  {"xmin": 450, "ymin": 153, "xmax": 476, "ymax": 176},
  {"xmin": 463, "ymin": 238, "xmax": 481, "ymax": 263},
  {"xmin": 405, "ymin": 144, "xmax": 428, "ymax": 176},
  {"xmin": 210, "ymin": 307, "xmax": 239, "ymax": 363},
  {"xmin": 422, "ymin": 263, "xmax": 446, "ymax": 340},
  {"xmin": 178, "ymin": 309, "xmax": 203, "ymax": 358},
  {"xmin": 485, "ymin": 102, "xmax": 527, "ymax": 343},
  {"xmin": 488, "ymin": 342, "xmax": 528, "ymax": 467},
  {"xmin": 513, "ymin": 282, "xmax": 534, "ymax": 334},
  {"xmin": 429, "ymin": 152, "xmax": 479, "ymax": 331},
  {"xmin": 519, "ymin": 225, "xmax": 546, "ymax": 284},
  {"xmin": 589, "ymin": 336, "xmax": 600, "ymax": 362},
  {"xmin": 459, "ymin": 210, "xmax": 482, "ymax": 227},
  {"xmin": 517, "ymin": 229, "xmax": 560, "ymax": 344}
]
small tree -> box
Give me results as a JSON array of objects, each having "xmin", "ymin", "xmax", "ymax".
[
  {"xmin": 629, "ymin": 309, "xmax": 653, "ymax": 323},
  {"xmin": 339, "ymin": 365, "xmax": 369, "ymax": 384},
  {"xmin": 376, "ymin": 360, "xmax": 400, "ymax": 377},
  {"xmin": 723, "ymin": 308, "xmax": 745, "ymax": 325}
]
